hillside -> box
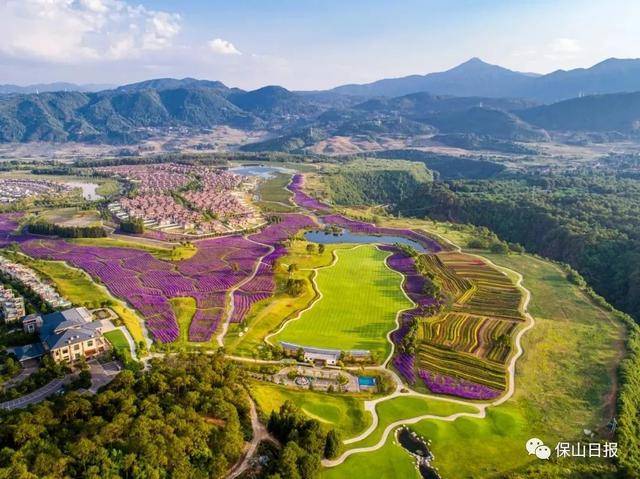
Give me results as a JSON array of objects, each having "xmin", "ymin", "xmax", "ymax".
[{"xmin": 518, "ymin": 91, "xmax": 640, "ymax": 132}]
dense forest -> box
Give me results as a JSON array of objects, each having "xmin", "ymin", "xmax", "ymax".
[
  {"xmin": 396, "ymin": 173, "xmax": 640, "ymax": 323},
  {"xmin": 321, "ymin": 159, "xmax": 433, "ymax": 205},
  {"xmin": 0, "ymin": 354, "xmax": 251, "ymax": 478}
]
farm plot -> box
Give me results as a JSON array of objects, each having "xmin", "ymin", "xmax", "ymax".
[
  {"xmin": 440, "ymin": 252, "xmax": 523, "ymax": 320},
  {"xmin": 412, "ymin": 252, "xmax": 525, "ymax": 398},
  {"xmin": 16, "ymin": 213, "xmax": 316, "ymax": 344},
  {"xmin": 274, "ymin": 245, "xmax": 412, "ymax": 360},
  {"xmin": 385, "ymin": 246, "xmax": 525, "ymax": 399}
]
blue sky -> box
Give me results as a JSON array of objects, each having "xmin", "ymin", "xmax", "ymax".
[{"xmin": 0, "ymin": 0, "xmax": 639, "ymax": 89}]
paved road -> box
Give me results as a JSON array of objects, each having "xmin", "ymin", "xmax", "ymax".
[
  {"xmin": 0, "ymin": 378, "xmax": 65, "ymax": 410},
  {"xmin": 88, "ymin": 360, "xmax": 122, "ymax": 394},
  {"xmin": 118, "ymin": 326, "xmax": 139, "ymax": 361}
]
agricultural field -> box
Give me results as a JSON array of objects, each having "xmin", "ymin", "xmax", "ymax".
[
  {"xmin": 9, "ymin": 254, "xmax": 146, "ymax": 345},
  {"xmin": 254, "ymin": 172, "xmax": 296, "ymax": 212},
  {"xmin": 273, "ymin": 244, "xmax": 413, "ymax": 360},
  {"xmin": 34, "ymin": 207, "xmax": 103, "ymax": 228}
]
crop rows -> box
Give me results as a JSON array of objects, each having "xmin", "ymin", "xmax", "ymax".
[
  {"xmin": 417, "ymin": 343, "xmax": 507, "ymax": 391},
  {"xmin": 439, "ymin": 252, "xmax": 523, "ymax": 320},
  {"xmin": 17, "ymin": 214, "xmax": 315, "ymax": 343},
  {"xmin": 420, "ymin": 313, "xmax": 517, "ymax": 364}
]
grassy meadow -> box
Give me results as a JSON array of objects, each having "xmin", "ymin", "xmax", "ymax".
[{"xmin": 274, "ymin": 245, "xmax": 412, "ymax": 359}]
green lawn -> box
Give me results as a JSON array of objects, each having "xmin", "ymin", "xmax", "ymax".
[
  {"xmin": 347, "ymin": 395, "xmax": 478, "ymax": 449},
  {"xmin": 104, "ymin": 329, "xmax": 131, "ymax": 362},
  {"xmin": 324, "ymin": 249, "xmax": 625, "ymax": 478},
  {"xmin": 226, "ymin": 241, "xmax": 349, "ymax": 357},
  {"xmin": 274, "ymin": 245, "xmax": 412, "ymax": 360},
  {"xmin": 170, "ymin": 297, "xmax": 197, "ymax": 345},
  {"xmin": 251, "ymin": 381, "xmax": 371, "ymax": 438},
  {"xmin": 321, "ymin": 439, "xmax": 419, "ymax": 479}
]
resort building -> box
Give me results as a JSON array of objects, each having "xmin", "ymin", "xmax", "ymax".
[
  {"xmin": 13, "ymin": 307, "xmax": 111, "ymax": 363},
  {"xmin": 280, "ymin": 341, "xmax": 372, "ymax": 366},
  {"xmin": 0, "ymin": 285, "xmax": 25, "ymax": 323}
]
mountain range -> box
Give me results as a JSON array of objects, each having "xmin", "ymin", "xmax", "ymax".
[
  {"xmin": 2, "ymin": 58, "xmax": 640, "ymax": 146},
  {"xmin": 329, "ymin": 57, "xmax": 640, "ymax": 103}
]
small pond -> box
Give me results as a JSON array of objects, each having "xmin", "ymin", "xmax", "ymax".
[
  {"xmin": 397, "ymin": 427, "xmax": 440, "ymax": 479},
  {"xmin": 228, "ymin": 164, "xmax": 295, "ymax": 178},
  {"xmin": 304, "ymin": 229, "xmax": 427, "ymax": 252},
  {"xmin": 65, "ymin": 181, "xmax": 103, "ymax": 201}
]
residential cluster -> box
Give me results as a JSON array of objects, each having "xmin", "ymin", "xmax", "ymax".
[
  {"xmin": 101, "ymin": 163, "xmax": 263, "ymax": 236},
  {"xmin": 0, "ymin": 178, "xmax": 72, "ymax": 203},
  {"xmin": 0, "ymin": 256, "xmax": 71, "ymax": 309},
  {"xmin": 0, "ymin": 284, "xmax": 25, "ymax": 323}
]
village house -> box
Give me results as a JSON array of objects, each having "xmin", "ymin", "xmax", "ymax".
[{"xmin": 0, "ymin": 285, "xmax": 25, "ymax": 323}]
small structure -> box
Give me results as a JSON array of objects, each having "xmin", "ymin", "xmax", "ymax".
[
  {"xmin": 12, "ymin": 307, "xmax": 111, "ymax": 363},
  {"xmin": 280, "ymin": 341, "xmax": 371, "ymax": 366}
]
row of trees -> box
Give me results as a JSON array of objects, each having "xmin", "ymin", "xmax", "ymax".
[{"xmin": 28, "ymin": 221, "xmax": 107, "ymax": 238}]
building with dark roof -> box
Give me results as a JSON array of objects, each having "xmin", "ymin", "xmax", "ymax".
[{"xmin": 14, "ymin": 307, "xmax": 111, "ymax": 363}]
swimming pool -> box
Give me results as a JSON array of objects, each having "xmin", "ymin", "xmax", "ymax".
[{"xmin": 358, "ymin": 376, "xmax": 377, "ymax": 387}]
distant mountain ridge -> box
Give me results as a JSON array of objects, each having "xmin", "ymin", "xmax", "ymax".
[
  {"xmin": 0, "ymin": 82, "xmax": 114, "ymax": 95},
  {"xmin": 2, "ymin": 59, "xmax": 640, "ymax": 145},
  {"xmin": 329, "ymin": 57, "xmax": 640, "ymax": 103}
]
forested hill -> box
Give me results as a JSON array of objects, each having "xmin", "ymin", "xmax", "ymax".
[
  {"xmin": 0, "ymin": 353, "xmax": 342, "ymax": 478},
  {"xmin": 396, "ymin": 175, "xmax": 640, "ymax": 322},
  {"xmin": 319, "ymin": 159, "xmax": 433, "ymax": 205}
]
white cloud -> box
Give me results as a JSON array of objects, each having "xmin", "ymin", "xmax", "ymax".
[
  {"xmin": 0, "ymin": 0, "xmax": 181, "ymax": 63},
  {"xmin": 208, "ymin": 38, "xmax": 242, "ymax": 56},
  {"xmin": 546, "ymin": 37, "xmax": 582, "ymax": 60}
]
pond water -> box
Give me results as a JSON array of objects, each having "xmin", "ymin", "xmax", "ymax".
[
  {"xmin": 228, "ymin": 164, "xmax": 295, "ymax": 178},
  {"xmin": 397, "ymin": 427, "xmax": 440, "ymax": 479},
  {"xmin": 65, "ymin": 181, "xmax": 103, "ymax": 201},
  {"xmin": 304, "ymin": 229, "xmax": 427, "ymax": 252}
]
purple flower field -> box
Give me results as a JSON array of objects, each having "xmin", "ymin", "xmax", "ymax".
[
  {"xmin": 393, "ymin": 352, "xmax": 416, "ymax": 384},
  {"xmin": 419, "ymin": 370, "xmax": 502, "ymax": 400},
  {"xmin": 0, "ymin": 213, "xmax": 23, "ymax": 247},
  {"xmin": 13, "ymin": 212, "xmax": 317, "ymax": 343},
  {"xmin": 287, "ymin": 174, "xmax": 331, "ymax": 211}
]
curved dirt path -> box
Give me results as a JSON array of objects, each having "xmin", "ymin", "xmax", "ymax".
[
  {"xmin": 216, "ymin": 239, "xmax": 275, "ymax": 346},
  {"xmin": 227, "ymin": 396, "xmax": 277, "ymax": 479}
]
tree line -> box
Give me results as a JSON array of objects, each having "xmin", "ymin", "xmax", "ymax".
[{"xmin": 27, "ymin": 221, "xmax": 107, "ymax": 238}]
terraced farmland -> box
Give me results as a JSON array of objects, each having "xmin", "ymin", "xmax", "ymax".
[{"xmin": 388, "ymin": 248, "xmax": 526, "ymax": 399}]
